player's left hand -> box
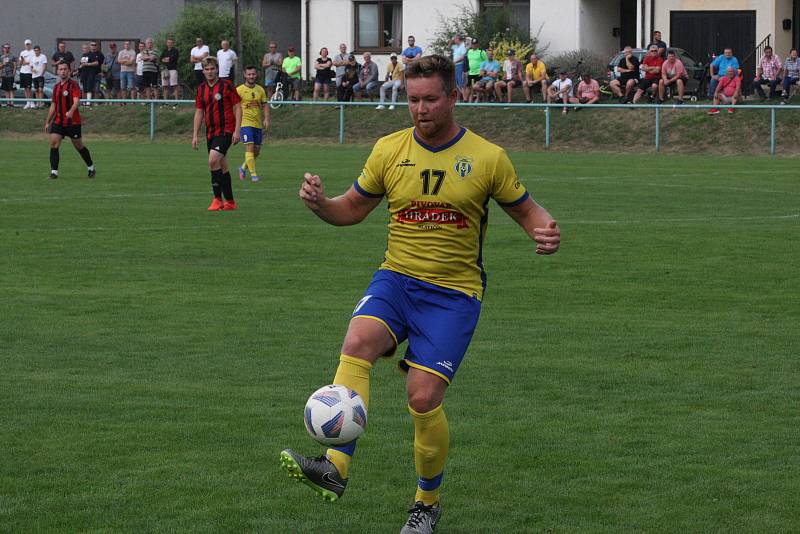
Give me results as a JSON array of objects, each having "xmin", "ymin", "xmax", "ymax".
[
  {"xmin": 533, "ymin": 220, "xmax": 560, "ymax": 255},
  {"xmin": 232, "ymin": 131, "xmax": 240, "ymax": 144}
]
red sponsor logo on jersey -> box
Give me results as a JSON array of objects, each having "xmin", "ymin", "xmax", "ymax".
[{"xmin": 396, "ymin": 207, "xmax": 469, "ymax": 228}]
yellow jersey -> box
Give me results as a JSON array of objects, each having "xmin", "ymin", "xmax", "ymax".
[
  {"xmin": 236, "ymin": 83, "xmax": 267, "ymax": 128},
  {"xmin": 525, "ymin": 61, "xmax": 548, "ymax": 82},
  {"xmin": 355, "ymin": 127, "xmax": 529, "ymax": 300}
]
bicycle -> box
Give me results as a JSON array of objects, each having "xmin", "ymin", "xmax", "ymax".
[{"xmin": 269, "ymin": 71, "xmax": 287, "ymax": 109}]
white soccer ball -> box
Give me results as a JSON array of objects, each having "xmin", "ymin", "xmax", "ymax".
[{"xmin": 304, "ymin": 384, "xmax": 367, "ymax": 446}]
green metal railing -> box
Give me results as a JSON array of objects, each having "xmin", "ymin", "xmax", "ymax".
[{"xmin": 3, "ymin": 97, "xmax": 797, "ymax": 155}]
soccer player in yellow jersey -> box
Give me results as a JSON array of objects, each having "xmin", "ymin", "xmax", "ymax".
[
  {"xmin": 236, "ymin": 65, "xmax": 269, "ymax": 182},
  {"xmin": 280, "ymin": 55, "xmax": 560, "ymax": 534}
]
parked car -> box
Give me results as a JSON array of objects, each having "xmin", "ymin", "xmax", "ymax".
[{"xmin": 607, "ymin": 47, "xmax": 707, "ymax": 99}]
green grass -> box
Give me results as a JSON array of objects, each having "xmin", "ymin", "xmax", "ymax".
[{"xmin": 0, "ymin": 139, "xmax": 798, "ymax": 533}]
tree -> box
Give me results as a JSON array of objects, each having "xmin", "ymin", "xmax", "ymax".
[
  {"xmin": 428, "ymin": 4, "xmax": 546, "ymax": 59},
  {"xmin": 156, "ymin": 3, "xmax": 267, "ymax": 87}
]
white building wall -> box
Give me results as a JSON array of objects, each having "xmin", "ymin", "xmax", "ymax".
[
  {"xmin": 579, "ymin": 0, "xmax": 621, "ymax": 56},
  {"xmin": 532, "ymin": 0, "xmax": 580, "ymax": 56}
]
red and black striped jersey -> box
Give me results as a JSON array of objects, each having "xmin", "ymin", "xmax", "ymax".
[
  {"xmin": 195, "ymin": 78, "xmax": 241, "ymax": 139},
  {"xmin": 51, "ymin": 79, "xmax": 82, "ymax": 126}
]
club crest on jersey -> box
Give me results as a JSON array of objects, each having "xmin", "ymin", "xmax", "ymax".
[
  {"xmin": 214, "ymin": 93, "xmax": 222, "ymax": 100},
  {"xmin": 62, "ymin": 90, "xmax": 69, "ymax": 96},
  {"xmin": 454, "ymin": 156, "xmax": 473, "ymax": 178}
]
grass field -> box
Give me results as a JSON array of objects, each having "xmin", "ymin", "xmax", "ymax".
[{"xmin": 0, "ymin": 138, "xmax": 798, "ymax": 533}]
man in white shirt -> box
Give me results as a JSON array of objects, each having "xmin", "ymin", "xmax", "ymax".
[
  {"xmin": 190, "ymin": 37, "xmax": 210, "ymax": 86},
  {"xmin": 546, "ymin": 70, "xmax": 573, "ymax": 114},
  {"xmin": 19, "ymin": 39, "xmax": 36, "ymax": 109},
  {"xmin": 217, "ymin": 40, "xmax": 237, "ymax": 82},
  {"xmin": 30, "ymin": 45, "xmax": 49, "ymax": 108}
]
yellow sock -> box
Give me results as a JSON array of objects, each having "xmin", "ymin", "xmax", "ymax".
[
  {"xmin": 244, "ymin": 151, "xmax": 257, "ymax": 176},
  {"xmin": 325, "ymin": 354, "xmax": 372, "ymax": 479},
  {"xmin": 410, "ymin": 404, "xmax": 449, "ymax": 505}
]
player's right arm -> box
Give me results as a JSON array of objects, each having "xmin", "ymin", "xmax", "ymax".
[
  {"xmin": 44, "ymin": 102, "xmax": 56, "ymax": 133},
  {"xmin": 299, "ymin": 173, "xmax": 381, "ymax": 226},
  {"xmin": 192, "ymin": 108, "xmax": 203, "ymax": 150}
]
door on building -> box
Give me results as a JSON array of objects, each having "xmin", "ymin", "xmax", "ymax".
[
  {"xmin": 619, "ymin": 0, "xmax": 637, "ymax": 50},
  {"xmin": 670, "ymin": 10, "xmax": 756, "ymax": 89}
]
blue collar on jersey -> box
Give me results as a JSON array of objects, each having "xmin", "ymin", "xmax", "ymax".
[{"xmin": 413, "ymin": 126, "xmax": 467, "ymax": 153}]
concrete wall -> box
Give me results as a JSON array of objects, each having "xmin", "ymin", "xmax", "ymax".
[
  {"xmin": 532, "ymin": 0, "xmax": 580, "ymax": 57},
  {"xmin": 579, "ymin": 0, "xmax": 621, "ymax": 56},
  {"xmin": 2, "ymin": 0, "xmax": 184, "ymax": 56},
  {"xmin": 654, "ymin": 0, "xmax": 793, "ymax": 54}
]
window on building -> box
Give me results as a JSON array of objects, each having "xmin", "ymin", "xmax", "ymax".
[
  {"xmin": 479, "ymin": 0, "xmax": 531, "ymax": 38},
  {"xmin": 355, "ymin": 1, "xmax": 402, "ymax": 52}
]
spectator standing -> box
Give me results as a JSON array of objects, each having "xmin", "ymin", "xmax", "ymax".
[
  {"xmin": 450, "ymin": 35, "xmax": 467, "ymax": 100},
  {"xmin": 709, "ymin": 66, "xmax": 740, "ymax": 114},
  {"xmin": 19, "ymin": 39, "xmax": 36, "ymax": 109},
  {"xmin": 86, "ymin": 42, "xmax": 104, "ymax": 102},
  {"xmin": 192, "ymin": 57, "xmax": 242, "ymax": 211},
  {"xmin": 753, "ymin": 45, "xmax": 782, "ymax": 100},
  {"xmin": 160, "ymin": 38, "xmax": 181, "ymax": 100},
  {"xmin": 353, "ymin": 52, "xmax": 379, "ymax": 99},
  {"xmin": 31, "ymin": 45, "xmax": 49, "ymax": 107},
  {"xmin": 313, "ymin": 47, "xmax": 334, "ymax": 101},
  {"xmin": 707, "ymin": 48, "xmax": 739, "ymax": 98},
  {"xmin": 402, "ymin": 36, "xmax": 422, "ymax": 66},
  {"xmin": 473, "ymin": 47, "xmax": 499, "ymax": 102},
  {"xmin": 463, "ymin": 38, "xmax": 487, "ymax": 103},
  {"xmin": 609, "ymin": 46, "xmax": 639, "ymax": 103},
  {"xmin": 1, "ymin": 44, "xmax": 16, "ymax": 107},
  {"xmin": 77, "ymin": 44, "xmax": 92, "ymax": 102},
  {"xmin": 134, "ymin": 41, "xmax": 146, "ymax": 99},
  {"xmin": 570, "ymin": 73, "xmax": 600, "ymax": 105},
  {"xmin": 103, "ymin": 43, "xmax": 120, "ymax": 99},
  {"xmin": 140, "ymin": 38, "xmax": 159, "ymax": 100},
  {"xmin": 45, "ymin": 62, "xmax": 96, "ymax": 180},
  {"xmin": 337, "ymin": 54, "xmax": 359, "ymax": 102},
  {"xmin": 522, "ymin": 53, "xmax": 548, "ymax": 103},
  {"xmin": 262, "ymin": 41, "xmax": 283, "ymax": 98},
  {"xmin": 658, "ymin": 50, "xmax": 688, "ymax": 103},
  {"xmin": 647, "ymin": 30, "xmax": 668, "ymax": 57},
  {"xmin": 51, "ymin": 41, "xmax": 74, "ymax": 75},
  {"xmin": 190, "ymin": 37, "xmax": 210, "ymax": 86},
  {"xmin": 632, "ymin": 45, "xmax": 663, "ymax": 103},
  {"xmin": 781, "ymin": 48, "xmax": 800, "ymax": 103},
  {"xmin": 282, "ymin": 46, "xmax": 303, "ymax": 100},
  {"xmin": 376, "ymin": 53, "xmax": 404, "ymax": 109},
  {"xmin": 495, "ymin": 49, "xmax": 522, "ymax": 103},
  {"xmin": 117, "ymin": 41, "xmax": 136, "ymax": 101},
  {"xmin": 546, "ymin": 70, "xmax": 573, "ymax": 114},
  {"xmin": 331, "ymin": 43, "xmax": 349, "ymax": 88},
  {"xmin": 217, "ymin": 40, "xmax": 238, "ymax": 82}
]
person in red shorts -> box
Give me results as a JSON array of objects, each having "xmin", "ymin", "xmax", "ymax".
[
  {"xmin": 192, "ymin": 56, "xmax": 242, "ymax": 211},
  {"xmin": 632, "ymin": 45, "xmax": 664, "ymax": 103},
  {"xmin": 44, "ymin": 62, "xmax": 96, "ymax": 180}
]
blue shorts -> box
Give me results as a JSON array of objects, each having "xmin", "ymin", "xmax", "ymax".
[
  {"xmin": 352, "ymin": 270, "xmax": 481, "ymax": 383},
  {"xmin": 241, "ymin": 126, "xmax": 263, "ymax": 145}
]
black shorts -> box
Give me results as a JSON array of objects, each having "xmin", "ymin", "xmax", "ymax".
[
  {"xmin": 49, "ymin": 123, "xmax": 82, "ymax": 139},
  {"xmin": 467, "ymin": 74, "xmax": 480, "ymax": 85},
  {"xmin": 618, "ymin": 73, "xmax": 638, "ymax": 85},
  {"xmin": 207, "ymin": 134, "xmax": 232, "ymax": 155},
  {"xmin": 33, "ymin": 76, "xmax": 45, "ymax": 89},
  {"xmin": 1, "ymin": 76, "xmax": 13, "ymax": 91},
  {"xmin": 638, "ymin": 78, "xmax": 658, "ymax": 91},
  {"xmin": 665, "ymin": 77, "xmax": 688, "ymax": 90},
  {"xmin": 194, "ymin": 69, "xmax": 205, "ymax": 85},
  {"xmin": 19, "ymin": 73, "xmax": 32, "ymax": 88},
  {"xmin": 142, "ymin": 71, "xmax": 158, "ymax": 88},
  {"xmin": 81, "ymin": 71, "xmax": 97, "ymax": 92}
]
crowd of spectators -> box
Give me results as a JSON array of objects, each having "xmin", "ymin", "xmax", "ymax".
[{"xmin": 4, "ymin": 30, "xmax": 800, "ymax": 113}]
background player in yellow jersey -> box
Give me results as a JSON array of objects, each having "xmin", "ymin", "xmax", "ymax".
[
  {"xmin": 280, "ymin": 55, "xmax": 560, "ymax": 534},
  {"xmin": 237, "ymin": 65, "xmax": 269, "ymax": 182}
]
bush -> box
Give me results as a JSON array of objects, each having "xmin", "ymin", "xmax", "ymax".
[
  {"xmin": 428, "ymin": 4, "xmax": 545, "ymax": 59},
  {"xmin": 545, "ymin": 49, "xmax": 610, "ymax": 80},
  {"xmin": 156, "ymin": 4, "xmax": 267, "ymax": 87}
]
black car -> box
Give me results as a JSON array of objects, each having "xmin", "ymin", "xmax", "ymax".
[{"xmin": 607, "ymin": 47, "xmax": 707, "ymax": 99}]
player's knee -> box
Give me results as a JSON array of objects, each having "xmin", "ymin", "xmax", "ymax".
[
  {"xmin": 408, "ymin": 389, "xmax": 441, "ymax": 414},
  {"xmin": 341, "ymin": 330, "xmax": 383, "ymax": 359}
]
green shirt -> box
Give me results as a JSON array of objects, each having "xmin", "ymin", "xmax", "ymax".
[
  {"xmin": 467, "ymin": 49, "xmax": 488, "ymax": 76},
  {"xmin": 282, "ymin": 56, "xmax": 302, "ymax": 79}
]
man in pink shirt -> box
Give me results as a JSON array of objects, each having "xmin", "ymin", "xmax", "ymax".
[
  {"xmin": 569, "ymin": 72, "xmax": 600, "ymax": 105},
  {"xmin": 709, "ymin": 66, "xmax": 740, "ymax": 114},
  {"xmin": 658, "ymin": 50, "xmax": 688, "ymax": 103}
]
